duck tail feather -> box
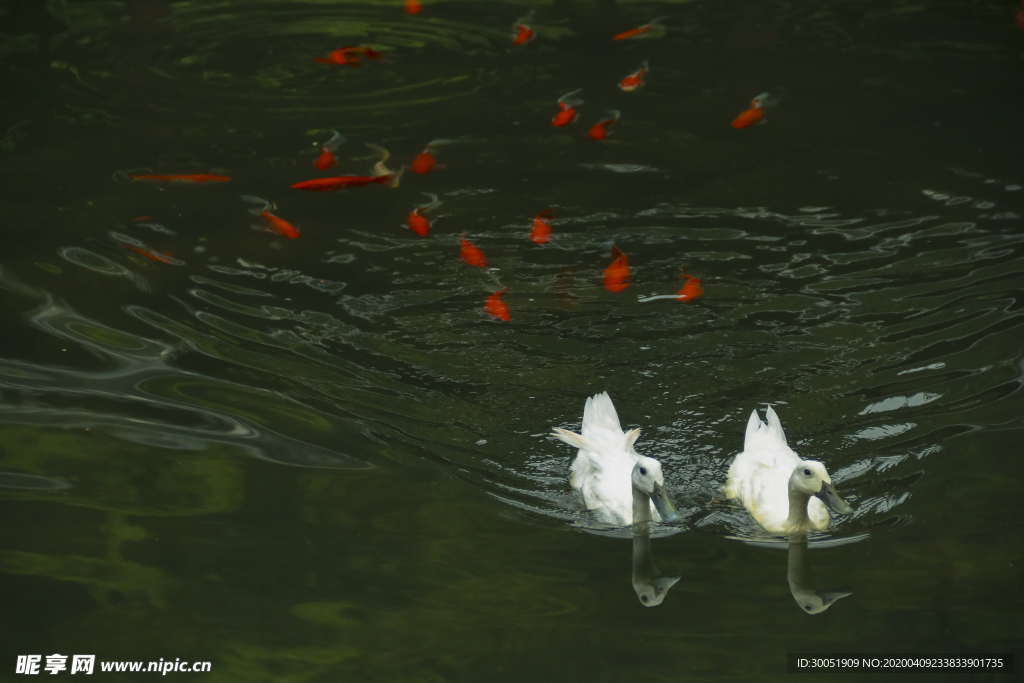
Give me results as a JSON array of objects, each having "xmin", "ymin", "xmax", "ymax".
[
  {"xmin": 764, "ymin": 405, "xmax": 788, "ymax": 444},
  {"xmin": 582, "ymin": 391, "xmax": 623, "ymax": 436},
  {"xmin": 624, "ymin": 427, "xmax": 642, "ymax": 452},
  {"xmin": 743, "ymin": 409, "xmax": 764, "ymax": 450},
  {"xmin": 551, "ymin": 427, "xmax": 592, "ymax": 452}
]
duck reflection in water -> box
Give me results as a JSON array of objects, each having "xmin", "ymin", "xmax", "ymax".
[
  {"xmin": 632, "ymin": 519, "xmax": 681, "ymax": 607},
  {"xmin": 787, "ymin": 538, "xmax": 851, "ymax": 614}
]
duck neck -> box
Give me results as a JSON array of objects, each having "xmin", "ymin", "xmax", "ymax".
[
  {"xmin": 786, "ymin": 486, "xmax": 812, "ymax": 532},
  {"xmin": 632, "ymin": 484, "xmax": 652, "ymax": 525}
]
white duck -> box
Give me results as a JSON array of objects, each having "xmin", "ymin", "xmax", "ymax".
[
  {"xmin": 724, "ymin": 406, "xmax": 853, "ymax": 534},
  {"xmin": 552, "ymin": 392, "xmax": 681, "ymax": 526}
]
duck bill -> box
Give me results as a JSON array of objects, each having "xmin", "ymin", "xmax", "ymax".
[
  {"xmin": 816, "ymin": 482, "xmax": 853, "ymax": 515},
  {"xmin": 650, "ymin": 484, "xmax": 682, "ymax": 523}
]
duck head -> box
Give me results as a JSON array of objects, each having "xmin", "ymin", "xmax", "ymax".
[
  {"xmin": 790, "ymin": 460, "xmax": 853, "ymax": 515},
  {"xmin": 631, "ymin": 457, "xmax": 682, "ymax": 523}
]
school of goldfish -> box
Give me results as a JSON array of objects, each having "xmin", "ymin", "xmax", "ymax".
[{"xmin": 116, "ymin": 9, "xmax": 791, "ymax": 321}]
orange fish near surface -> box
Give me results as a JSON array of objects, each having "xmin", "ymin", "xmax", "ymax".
[
  {"xmin": 552, "ymin": 88, "xmax": 583, "ymax": 127},
  {"xmin": 512, "ymin": 12, "xmax": 535, "ymax": 44},
  {"xmin": 529, "ymin": 209, "xmax": 554, "ymax": 244},
  {"xmin": 129, "ymin": 174, "xmax": 230, "ymax": 183},
  {"xmin": 588, "ymin": 110, "xmax": 621, "ymax": 140},
  {"xmin": 293, "ymin": 143, "xmax": 403, "ymax": 191},
  {"xmin": 460, "ymin": 234, "xmax": 488, "ymax": 268},
  {"xmin": 405, "ymin": 0, "xmax": 422, "ymax": 13},
  {"xmin": 409, "ymin": 139, "xmax": 452, "ymax": 174},
  {"xmin": 315, "ymin": 46, "xmax": 384, "ymax": 66},
  {"xmin": 124, "ymin": 245, "xmax": 175, "ymax": 264},
  {"xmin": 486, "ymin": 287, "xmax": 511, "ymax": 321},
  {"xmin": 603, "ymin": 245, "xmax": 630, "ymax": 292},
  {"xmin": 731, "ymin": 92, "xmax": 773, "ymax": 128},
  {"xmin": 612, "ymin": 17, "xmax": 667, "ymax": 41},
  {"xmin": 676, "ymin": 267, "xmax": 703, "ymax": 302},
  {"xmin": 619, "ymin": 61, "xmax": 649, "ymax": 92},
  {"xmin": 242, "ymin": 195, "xmax": 300, "ymax": 238},
  {"xmin": 313, "ymin": 130, "xmax": 345, "ymax": 170},
  {"xmin": 407, "ymin": 193, "xmax": 442, "ymax": 236}
]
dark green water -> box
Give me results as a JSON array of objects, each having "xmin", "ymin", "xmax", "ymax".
[{"xmin": 1, "ymin": 0, "xmax": 1023, "ymax": 681}]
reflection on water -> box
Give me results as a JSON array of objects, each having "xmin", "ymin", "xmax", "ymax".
[
  {"xmin": 631, "ymin": 520, "xmax": 680, "ymax": 607},
  {"xmin": 787, "ymin": 540, "xmax": 851, "ymax": 615}
]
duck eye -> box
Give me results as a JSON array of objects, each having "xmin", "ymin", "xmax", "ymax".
[
  {"xmin": 804, "ymin": 605, "xmax": 813, "ymax": 611},
  {"xmin": 641, "ymin": 595, "xmax": 649, "ymax": 603},
  {"xmin": 803, "ymin": 468, "xmax": 811, "ymax": 476},
  {"xmin": 639, "ymin": 467, "xmax": 647, "ymax": 475}
]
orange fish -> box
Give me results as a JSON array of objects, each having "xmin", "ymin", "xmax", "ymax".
[
  {"xmin": 612, "ymin": 17, "xmax": 666, "ymax": 41},
  {"xmin": 552, "ymin": 88, "xmax": 583, "ymax": 127},
  {"xmin": 486, "ymin": 287, "xmax": 510, "ymax": 321},
  {"xmin": 588, "ymin": 110, "xmax": 620, "ymax": 140},
  {"xmin": 602, "ymin": 245, "xmax": 630, "ymax": 292},
  {"xmin": 409, "ymin": 139, "xmax": 452, "ymax": 174},
  {"xmin": 460, "ymin": 234, "xmax": 487, "ymax": 268},
  {"xmin": 313, "ymin": 130, "xmax": 345, "ymax": 170},
  {"xmin": 407, "ymin": 192, "xmax": 442, "ymax": 236},
  {"xmin": 405, "ymin": 0, "xmax": 422, "ymax": 13},
  {"xmin": 676, "ymin": 268, "xmax": 703, "ymax": 302},
  {"xmin": 619, "ymin": 61, "xmax": 649, "ymax": 92},
  {"xmin": 124, "ymin": 245, "xmax": 175, "ymax": 264},
  {"xmin": 129, "ymin": 174, "xmax": 230, "ymax": 183},
  {"xmin": 242, "ymin": 195, "xmax": 300, "ymax": 238},
  {"xmin": 529, "ymin": 209, "xmax": 554, "ymax": 244},
  {"xmin": 293, "ymin": 143, "xmax": 402, "ymax": 190},
  {"xmin": 315, "ymin": 46, "xmax": 383, "ymax": 66},
  {"xmin": 512, "ymin": 12, "xmax": 535, "ymax": 44},
  {"xmin": 731, "ymin": 92, "xmax": 773, "ymax": 128}
]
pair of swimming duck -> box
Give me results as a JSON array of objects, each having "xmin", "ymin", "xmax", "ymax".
[{"xmin": 552, "ymin": 392, "xmax": 853, "ymax": 533}]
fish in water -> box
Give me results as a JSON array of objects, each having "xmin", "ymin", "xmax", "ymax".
[
  {"xmin": 313, "ymin": 130, "xmax": 345, "ymax": 170},
  {"xmin": 603, "ymin": 244, "xmax": 630, "ymax": 292},
  {"xmin": 731, "ymin": 92, "xmax": 775, "ymax": 128},
  {"xmin": 405, "ymin": 0, "xmax": 422, "ymax": 13},
  {"xmin": 512, "ymin": 12, "xmax": 535, "ymax": 44},
  {"xmin": 588, "ymin": 110, "xmax": 621, "ymax": 140},
  {"xmin": 129, "ymin": 174, "xmax": 230, "ymax": 183},
  {"xmin": 292, "ymin": 143, "xmax": 403, "ymax": 190},
  {"xmin": 241, "ymin": 195, "xmax": 300, "ymax": 238},
  {"xmin": 676, "ymin": 267, "xmax": 703, "ymax": 302},
  {"xmin": 619, "ymin": 61, "xmax": 649, "ymax": 92},
  {"xmin": 409, "ymin": 139, "xmax": 453, "ymax": 174},
  {"xmin": 612, "ymin": 17, "xmax": 667, "ymax": 41},
  {"xmin": 552, "ymin": 88, "xmax": 583, "ymax": 127},
  {"xmin": 124, "ymin": 245, "xmax": 176, "ymax": 264},
  {"xmin": 315, "ymin": 46, "xmax": 384, "ymax": 66},
  {"xmin": 486, "ymin": 287, "xmax": 510, "ymax": 321},
  {"xmin": 407, "ymin": 192, "xmax": 442, "ymax": 236},
  {"xmin": 460, "ymin": 234, "xmax": 488, "ymax": 268},
  {"xmin": 529, "ymin": 209, "xmax": 555, "ymax": 244}
]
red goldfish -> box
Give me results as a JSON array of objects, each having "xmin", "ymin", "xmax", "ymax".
[
  {"xmin": 242, "ymin": 195, "xmax": 300, "ymax": 238},
  {"xmin": 460, "ymin": 234, "xmax": 487, "ymax": 268},
  {"xmin": 619, "ymin": 61, "xmax": 649, "ymax": 92},
  {"xmin": 731, "ymin": 92, "xmax": 774, "ymax": 128},
  {"xmin": 124, "ymin": 245, "xmax": 175, "ymax": 264},
  {"xmin": 129, "ymin": 174, "xmax": 230, "ymax": 183},
  {"xmin": 407, "ymin": 192, "xmax": 442, "ymax": 236},
  {"xmin": 676, "ymin": 267, "xmax": 703, "ymax": 302},
  {"xmin": 313, "ymin": 130, "xmax": 345, "ymax": 170},
  {"xmin": 405, "ymin": 0, "xmax": 422, "ymax": 13},
  {"xmin": 315, "ymin": 46, "xmax": 384, "ymax": 66},
  {"xmin": 552, "ymin": 88, "xmax": 583, "ymax": 127},
  {"xmin": 612, "ymin": 17, "xmax": 667, "ymax": 41},
  {"xmin": 512, "ymin": 12, "xmax": 535, "ymax": 44},
  {"xmin": 603, "ymin": 245, "xmax": 630, "ymax": 292},
  {"xmin": 293, "ymin": 143, "xmax": 403, "ymax": 191},
  {"xmin": 409, "ymin": 139, "xmax": 452, "ymax": 174},
  {"xmin": 588, "ymin": 110, "xmax": 620, "ymax": 140},
  {"xmin": 486, "ymin": 287, "xmax": 510, "ymax": 321},
  {"xmin": 529, "ymin": 209, "xmax": 554, "ymax": 244}
]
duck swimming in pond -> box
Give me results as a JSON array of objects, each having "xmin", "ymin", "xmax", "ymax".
[
  {"xmin": 724, "ymin": 406, "xmax": 853, "ymax": 534},
  {"xmin": 552, "ymin": 392, "xmax": 681, "ymax": 526}
]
